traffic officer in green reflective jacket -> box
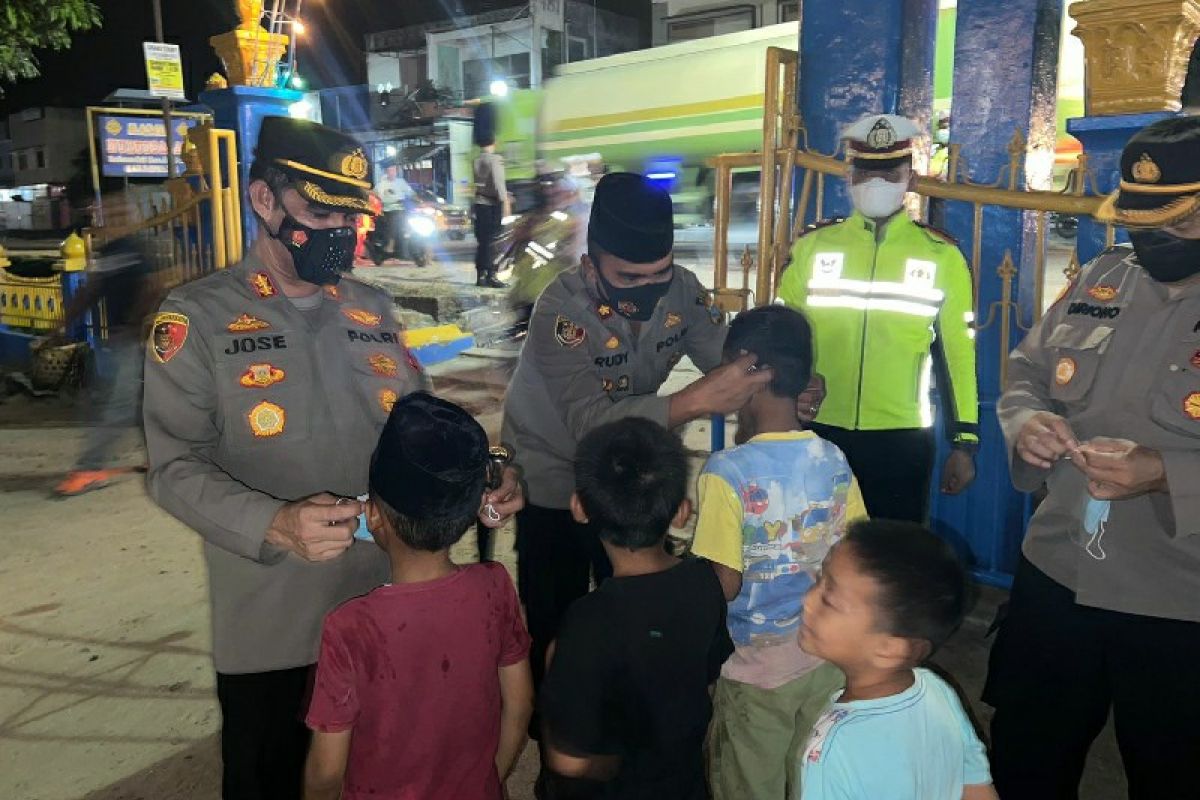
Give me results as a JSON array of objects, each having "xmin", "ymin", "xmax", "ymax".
[
  {"xmin": 502, "ymin": 172, "xmax": 777, "ymax": 700},
  {"xmin": 142, "ymin": 117, "xmax": 524, "ymax": 799},
  {"xmin": 778, "ymin": 113, "xmax": 979, "ymax": 523}
]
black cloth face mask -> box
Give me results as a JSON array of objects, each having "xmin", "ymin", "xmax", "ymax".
[
  {"xmin": 272, "ymin": 212, "xmax": 357, "ymax": 286},
  {"xmin": 595, "ymin": 264, "xmax": 675, "ymax": 321},
  {"xmin": 1128, "ymin": 228, "xmax": 1200, "ymax": 284}
]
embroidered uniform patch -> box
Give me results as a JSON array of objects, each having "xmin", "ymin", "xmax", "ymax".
[
  {"xmin": 343, "ymin": 308, "xmax": 382, "ymax": 327},
  {"xmin": 597, "ymin": 303, "xmax": 613, "ymax": 320},
  {"xmin": 555, "ymin": 315, "xmax": 586, "ymax": 348},
  {"xmin": 239, "ymin": 363, "xmax": 285, "ymax": 388},
  {"xmin": 605, "ymin": 336, "xmax": 620, "ymax": 350},
  {"xmin": 324, "ymin": 285, "xmax": 341, "ymax": 300},
  {"xmin": 665, "ymin": 312, "xmax": 682, "ymax": 328},
  {"xmin": 1185, "ymin": 392, "xmax": 1200, "ymax": 421},
  {"xmin": 1054, "ymin": 357, "xmax": 1076, "ymax": 386},
  {"xmin": 227, "ymin": 314, "xmax": 270, "ymax": 332},
  {"xmin": 379, "ymin": 388, "xmax": 400, "ymax": 414},
  {"xmin": 368, "ymin": 353, "xmax": 399, "ymax": 377},
  {"xmin": 248, "ymin": 401, "xmax": 286, "ymax": 437},
  {"xmin": 1087, "ymin": 284, "xmax": 1118, "ymax": 302},
  {"xmin": 1192, "ymin": 350, "xmax": 1200, "ymax": 370},
  {"xmin": 150, "ymin": 312, "xmax": 189, "ymax": 364},
  {"xmin": 250, "ymin": 272, "xmax": 277, "ymax": 298}
]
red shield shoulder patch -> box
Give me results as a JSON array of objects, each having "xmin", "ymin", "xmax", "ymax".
[
  {"xmin": 151, "ymin": 312, "xmax": 189, "ymax": 364},
  {"xmin": 555, "ymin": 315, "xmax": 586, "ymax": 348}
]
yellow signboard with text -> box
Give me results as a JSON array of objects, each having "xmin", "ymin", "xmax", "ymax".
[{"xmin": 143, "ymin": 42, "xmax": 185, "ymax": 100}]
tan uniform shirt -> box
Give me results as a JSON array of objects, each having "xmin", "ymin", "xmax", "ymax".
[
  {"xmin": 143, "ymin": 257, "xmax": 428, "ymax": 672},
  {"xmin": 502, "ymin": 265, "xmax": 727, "ymax": 509},
  {"xmin": 999, "ymin": 246, "xmax": 1200, "ymax": 621}
]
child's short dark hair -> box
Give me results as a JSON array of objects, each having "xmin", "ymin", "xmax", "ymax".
[
  {"xmin": 372, "ymin": 494, "xmax": 478, "ymax": 553},
  {"xmin": 575, "ymin": 418, "xmax": 688, "ymax": 549},
  {"xmin": 845, "ymin": 519, "xmax": 971, "ymax": 656},
  {"xmin": 723, "ymin": 305, "xmax": 813, "ymax": 397}
]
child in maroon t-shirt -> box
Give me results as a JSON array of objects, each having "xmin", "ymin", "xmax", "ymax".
[{"xmin": 304, "ymin": 392, "xmax": 533, "ymax": 800}]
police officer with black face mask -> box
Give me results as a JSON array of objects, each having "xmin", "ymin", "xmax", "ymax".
[
  {"xmin": 985, "ymin": 116, "xmax": 1200, "ymax": 799},
  {"xmin": 501, "ymin": 172, "xmax": 779, "ymax": 704},
  {"xmin": 143, "ymin": 117, "xmax": 524, "ymax": 799}
]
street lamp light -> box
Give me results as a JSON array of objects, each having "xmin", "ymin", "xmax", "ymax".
[{"xmin": 489, "ymin": 79, "xmax": 509, "ymax": 97}]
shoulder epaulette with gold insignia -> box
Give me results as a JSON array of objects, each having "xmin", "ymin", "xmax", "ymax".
[
  {"xmin": 914, "ymin": 221, "xmax": 959, "ymax": 246},
  {"xmin": 798, "ymin": 218, "xmax": 845, "ymax": 238}
]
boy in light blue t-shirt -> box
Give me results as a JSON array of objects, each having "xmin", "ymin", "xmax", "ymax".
[{"xmin": 797, "ymin": 520, "xmax": 997, "ymax": 800}]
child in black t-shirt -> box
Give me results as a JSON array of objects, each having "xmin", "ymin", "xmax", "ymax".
[{"xmin": 540, "ymin": 417, "xmax": 734, "ymax": 800}]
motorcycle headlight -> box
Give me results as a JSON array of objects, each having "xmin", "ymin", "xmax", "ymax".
[{"xmin": 407, "ymin": 215, "xmax": 436, "ymax": 237}]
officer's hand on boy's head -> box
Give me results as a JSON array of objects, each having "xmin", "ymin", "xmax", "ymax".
[
  {"xmin": 796, "ymin": 373, "xmax": 826, "ymax": 422},
  {"xmin": 478, "ymin": 465, "xmax": 525, "ymax": 529},
  {"xmin": 265, "ymin": 492, "xmax": 361, "ymax": 562},
  {"xmin": 692, "ymin": 351, "xmax": 774, "ymax": 415}
]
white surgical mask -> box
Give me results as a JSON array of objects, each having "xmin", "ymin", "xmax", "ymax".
[{"xmin": 850, "ymin": 177, "xmax": 908, "ymax": 220}]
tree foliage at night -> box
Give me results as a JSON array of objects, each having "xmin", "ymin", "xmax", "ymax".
[{"xmin": 0, "ymin": 0, "xmax": 102, "ymax": 87}]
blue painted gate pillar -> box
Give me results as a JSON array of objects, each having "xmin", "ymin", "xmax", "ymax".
[
  {"xmin": 798, "ymin": 0, "xmax": 938, "ymax": 219},
  {"xmin": 200, "ymin": 86, "xmax": 303, "ymax": 254},
  {"xmin": 930, "ymin": 0, "xmax": 1063, "ymax": 584}
]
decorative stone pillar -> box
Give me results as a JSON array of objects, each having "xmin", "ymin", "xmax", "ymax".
[
  {"xmin": 1069, "ymin": 0, "xmax": 1200, "ymax": 115},
  {"xmin": 1068, "ymin": 0, "xmax": 1199, "ymax": 262},
  {"xmin": 209, "ymin": 0, "xmax": 290, "ymax": 89}
]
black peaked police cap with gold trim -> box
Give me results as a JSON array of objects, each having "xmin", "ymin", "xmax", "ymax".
[
  {"xmin": 1097, "ymin": 117, "xmax": 1200, "ymax": 229},
  {"xmin": 254, "ymin": 117, "xmax": 375, "ymax": 215}
]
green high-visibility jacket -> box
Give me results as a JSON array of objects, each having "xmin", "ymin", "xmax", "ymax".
[{"xmin": 778, "ymin": 211, "xmax": 980, "ymax": 445}]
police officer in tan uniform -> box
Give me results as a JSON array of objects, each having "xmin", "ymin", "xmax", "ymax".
[
  {"xmin": 502, "ymin": 172, "xmax": 775, "ymax": 696},
  {"xmin": 143, "ymin": 117, "xmax": 523, "ymax": 799},
  {"xmin": 986, "ymin": 117, "xmax": 1200, "ymax": 798}
]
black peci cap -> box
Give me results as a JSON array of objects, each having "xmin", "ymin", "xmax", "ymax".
[
  {"xmin": 1097, "ymin": 117, "xmax": 1200, "ymax": 229},
  {"xmin": 588, "ymin": 172, "xmax": 674, "ymax": 264},
  {"xmin": 254, "ymin": 116, "xmax": 374, "ymax": 215},
  {"xmin": 369, "ymin": 392, "xmax": 488, "ymax": 521}
]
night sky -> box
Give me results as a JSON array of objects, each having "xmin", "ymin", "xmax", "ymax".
[{"xmin": 0, "ymin": 0, "xmax": 650, "ymax": 116}]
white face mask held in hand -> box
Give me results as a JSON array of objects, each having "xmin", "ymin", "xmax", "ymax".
[{"xmin": 850, "ymin": 177, "xmax": 908, "ymax": 220}]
